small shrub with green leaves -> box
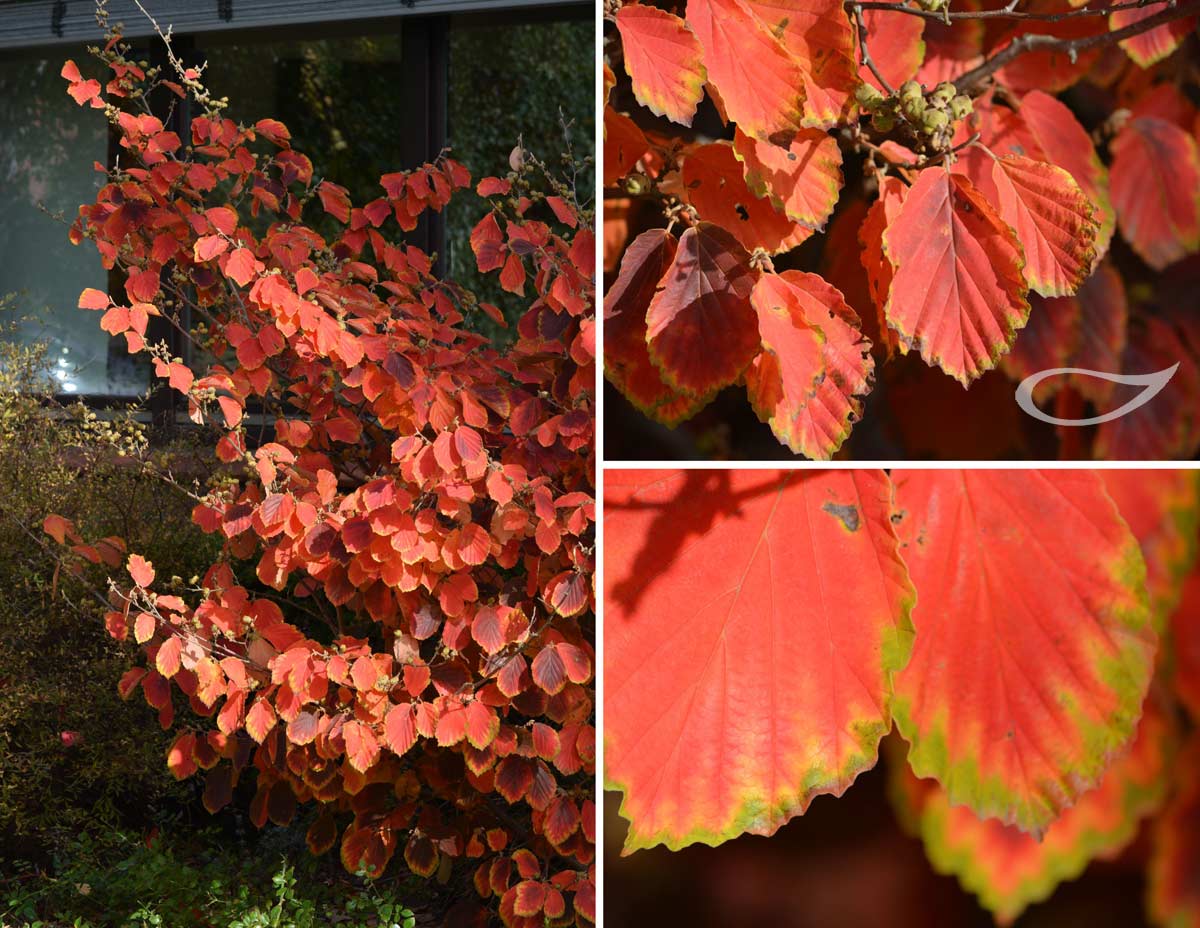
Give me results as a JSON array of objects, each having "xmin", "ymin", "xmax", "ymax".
[{"xmin": 0, "ymin": 300, "xmax": 218, "ymax": 862}]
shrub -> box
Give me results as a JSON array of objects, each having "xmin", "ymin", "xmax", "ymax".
[
  {"xmin": 47, "ymin": 8, "xmax": 595, "ymax": 926},
  {"xmin": 0, "ymin": 307, "xmax": 217, "ymax": 862},
  {"xmin": 1, "ymin": 823, "xmax": 419, "ymax": 928}
]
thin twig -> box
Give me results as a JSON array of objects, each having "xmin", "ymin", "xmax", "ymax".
[
  {"xmin": 849, "ymin": 0, "xmax": 1170, "ymax": 22},
  {"xmin": 851, "ymin": 3, "xmax": 896, "ymax": 96},
  {"xmin": 954, "ymin": 0, "xmax": 1200, "ymax": 92}
]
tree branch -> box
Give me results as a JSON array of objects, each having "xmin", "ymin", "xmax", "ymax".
[
  {"xmin": 852, "ymin": 3, "xmax": 897, "ymax": 95},
  {"xmin": 953, "ymin": 0, "xmax": 1200, "ymax": 92},
  {"xmin": 849, "ymin": 0, "xmax": 1172, "ymax": 23}
]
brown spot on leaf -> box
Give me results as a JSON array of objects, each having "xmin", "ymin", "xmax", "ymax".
[{"xmin": 821, "ymin": 501, "xmax": 860, "ymax": 532}]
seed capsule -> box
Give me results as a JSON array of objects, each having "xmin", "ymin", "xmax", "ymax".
[
  {"xmin": 923, "ymin": 110, "xmax": 949, "ymax": 132},
  {"xmin": 931, "ymin": 82, "xmax": 957, "ymax": 107},
  {"xmin": 902, "ymin": 95, "xmax": 927, "ymax": 122},
  {"xmin": 856, "ymin": 83, "xmax": 885, "ymax": 110}
]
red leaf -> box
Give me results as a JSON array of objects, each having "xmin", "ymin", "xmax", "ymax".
[
  {"xmin": 384, "ymin": 703, "xmax": 418, "ymax": 756},
  {"xmin": 1005, "ymin": 91, "xmax": 1115, "ymax": 260},
  {"xmin": 128, "ymin": 553, "xmax": 155, "ymax": 587},
  {"xmin": 436, "ymin": 704, "xmax": 468, "ymax": 746},
  {"xmin": 194, "ymin": 235, "xmax": 229, "ymax": 262},
  {"xmin": 1102, "ymin": 469, "xmax": 1200, "ymax": 622},
  {"xmin": 1111, "ymin": 3, "xmax": 1196, "ymax": 67},
  {"xmin": 318, "ymin": 181, "xmax": 351, "ymax": 223},
  {"xmin": 465, "ymin": 701, "xmax": 499, "ymax": 750},
  {"xmin": 118, "ymin": 667, "xmax": 147, "ymax": 700},
  {"xmin": 495, "ymin": 756, "xmax": 535, "ymax": 803},
  {"xmin": 532, "ymin": 645, "xmax": 566, "ymax": 696},
  {"xmin": 78, "ymin": 287, "xmax": 109, "ymax": 310},
  {"xmin": 545, "ymin": 571, "xmax": 589, "ymax": 618},
  {"xmin": 42, "ymin": 513, "xmax": 75, "ymax": 544},
  {"xmin": 987, "ymin": 154, "xmax": 1098, "ymax": 298},
  {"xmin": 857, "ymin": 4, "xmax": 923, "ymax": 90},
  {"xmin": 245, "ymin": 698, "xmax": 277, "ymax": 744},
  {"xmin": 605, "ymin": 469, "xmax": 914, "ymax": 851},
  {"xmin": 890, "ymin": 470, "xmax": 1156, "ymax": 832},
  {"xmin": 897, "ymin": 696, "xmax": 1173, "ymax": 923},
  {"xmin": 746, "ymin": 270, "xmax": 873, "ymax": 459},
  {"xmin": 615, "ymin": 5, "xmax": 706, "ymax": 126},
  {"xmin": 882, "ymin": 169, "xmax": 1030, "ymax": 385},
  {"xmin": 603, "ymin": 107, "xmax": 650, "ymax": 187},
  {"xmin": 254, "ymin": 117, "xmax": 291, "ymax": 145},
  {"xmin": 472, "ymin": 607, "xmax": 506, "ymax": 655},
  {"xmin": 682, "ymin": 141, "xmax": 810, "ymax": 255},
  {"xmin": 224, "ymin": 247, "xmax": 260, "ymax": 287},
  {"xmin": 1110, "ymin": 117, "xmax": 1200, "ymax": 271},
  {"xmin": 603, "ymin": 229, "xmax": 706, "ymax": 425},
  {"xmin": 733, "ymin": 127, "xmax": 843, "ymax": 230},
  {"xmin": 513, "ymin": 880, "xmax": 546, "ymax": 917},
  {"xmin": 205, "ymin": 206, "xmax": 238, "ymax": 236},
  {"xmin": 166, "ymin": 732, "xmax": 197, "ymax": 779},
  {"xmin": 745, "ymin": 0, "xmax": 859, "ymax": 127},
  {"xmin": 685, "ymin": 0, "xmax": 806, "ymax": 141},
  {"xmin": 156, "ymin": 636, "xmax": 182, "ymax": 678},
  {"xmin": 544, "ymin": 796, "xmax": 581, "ymax": 847},
  {"xmin": 471, "ymin": 213, "xmax": 505, "ymax": 273},
  {"xmin": 404, "ymin": 832, "xmax": 439, "ymax": 878},
  {"xmin": 343, "ymin": 719, "xmax": 380, "ymax": 771},
  {"xmin": 645, "ymin": 222, "xmax": 759, "ymax": 397}
]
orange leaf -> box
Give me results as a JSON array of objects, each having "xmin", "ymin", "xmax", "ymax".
[
  {"xmin": 683, "ymin": 140, "xmax": 810, "ymax": 255},
  {"xmin": 746, "ymin": 270, "xmax": 873, "ymax": 459},
  {"xmin": 733, "ymin": 127, "xmax": 843, "ymax": 229},
  {"xmin": 616, "ymin": 5, "xmax": 706, "ymax": 126},
  {"xmin": 744, "ymin": 0, "xmax": 859, "ymax": 127},
  {"xmin": 156, "ymin": 636, "xmax": 182, "ymax": 678},
  {"xmin": 603, "ymin": 106, "xmax": 650, "ymax": 187},
  {"xmin": 224, "ymin": 247, "xmax": 261, "ymax": 287},
  {"xmin": 78, "ymin": 287, "xmax": 110, "ymax": 310},
  {"xmin": 882, "ymin": 169, "xmax": 1029, "ymax": 385},
  {"xmin": 128, "ymin": 553, "xmax": 155, "ymax": 587},
  {"xmin": 987, "ymin": 154, "xmax": 1098, "ymax": 297},
  {"xmin": 685, "ymin": 0, "xmax": 806, "ymax": 141}
]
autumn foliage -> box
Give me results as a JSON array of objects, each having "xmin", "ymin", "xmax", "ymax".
[
  {"xmin": 604, "ymin": 0, "xmax": 1200, "ymax": 459},
  {"xmin": 48, "ymin": 20, "xmax": 595, "ymax": 927},
  {"xmin": 605, "ymin": 468, "xmax": 1200, "ymax": 925}
]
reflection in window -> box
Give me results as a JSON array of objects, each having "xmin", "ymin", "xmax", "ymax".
[
  {"xmin": 202, "ymin": 35, "xmax": 410, "ymax": 232},
  {"xmin": 0, "ymin": 55, "xmax": 146, "ymax": 395},
  {"xmin": 447, "ymin": 19, "xmax": 594, "ymax": 335}
]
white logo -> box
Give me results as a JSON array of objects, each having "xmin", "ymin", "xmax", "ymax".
[{"xmin": 1015, "ymin": 364, "xmax": 1178, "ymax": 426}]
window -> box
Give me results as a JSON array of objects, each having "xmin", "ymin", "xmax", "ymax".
[
  {"xmin": 1, "ymin": 53, "xmax": 147, "ymax": 395},
  {"xmin": 0, "ymin": 0, "xmax": 588, "ymax": 399}
]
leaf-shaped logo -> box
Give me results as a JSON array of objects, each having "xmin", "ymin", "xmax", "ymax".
[{"xmin": 1016, "ymin": 363, "xmax": 1178, "ymax": 426}]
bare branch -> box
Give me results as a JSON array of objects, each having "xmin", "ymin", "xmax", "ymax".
[
  {"xmin": 852, "ymin": 3, "xmax": 897, "ymax": 96},
  {"xmin": 849, "ymin": 0, "xmax": 1172, "ymax": 23},
  {"xmin": 954, "ymin": 0, "xmax": 1200, "ymax": 92}
]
